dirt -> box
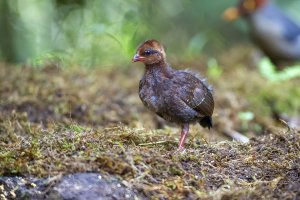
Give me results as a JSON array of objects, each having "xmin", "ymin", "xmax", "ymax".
[{"xmin": 0, "ymin": 46, "xmax": 300, "ymax": 199}]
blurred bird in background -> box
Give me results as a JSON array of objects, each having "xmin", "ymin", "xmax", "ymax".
[{"xmin": 223, "ymin": 0, "xmax": 300, "ymax": 69}]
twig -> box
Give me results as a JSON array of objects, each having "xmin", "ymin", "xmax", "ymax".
[
  {"xmin": 279, "ymin": 119, "xmax": 293, "ymax": 134},
  {"xmin": 223, "ymin": 128, "xmax": 249, "ymax": 143},
  {"xmin": 133, "ymin": 170, "xmax": 150, "ymax": 181},
  {"xmin": 41, "ymin": 173, "xmax": 63, "ymax": 195},
  {"xmin": 138, "ymin": 141, "xmax": 170, "ymax": 146}
]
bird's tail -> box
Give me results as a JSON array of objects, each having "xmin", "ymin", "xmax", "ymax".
[{"xmin": 199, "ymin": 116, "xmax": 213, "ymax": 129}]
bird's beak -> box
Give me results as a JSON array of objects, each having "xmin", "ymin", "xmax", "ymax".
[
  {"xmin": 132, "ymin": 54, "xmax": 145, "ymax": 62},
  {"xmin": 223, "ymin": 7, "xmax": 240, "ymax": 21}
]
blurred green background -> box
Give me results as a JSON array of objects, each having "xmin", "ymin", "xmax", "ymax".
[{"xmin": 0, "ymin": 0, "xmax": 300, "ymax": 67}]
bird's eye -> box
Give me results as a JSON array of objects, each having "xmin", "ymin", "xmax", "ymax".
[
  {"xmin": 144, "ymin": 50, "xmax": 152, "ymax": 56},
  {"xmin": 143, "ymin": 49, "xmax": 156, "ymax": 56}
]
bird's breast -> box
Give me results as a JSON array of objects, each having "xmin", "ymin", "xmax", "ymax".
[{"xmin": 139, "ymin": 76, "xmax": 163, "ymax": 113}]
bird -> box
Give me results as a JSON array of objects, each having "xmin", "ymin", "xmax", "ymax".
[
  {"xmin": 132, "ymin": 39, "xmax": 214, "ymax": 149},
  {"xmin": 223, "ymin": 0, "xmax": 300, "ymax": 68}
]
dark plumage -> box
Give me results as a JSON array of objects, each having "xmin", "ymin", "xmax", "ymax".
[
  {"xmin": 132, "ymin": 39, "xmax": 214, "ymax": 149},
  {"xmin": 224, "ymin": 0, "xmax": 300, "ymax": 67}
]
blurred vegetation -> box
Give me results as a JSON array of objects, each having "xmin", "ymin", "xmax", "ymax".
[
  {"xmin": 0, "ymin": 0, "xmax": 299, "ymax": 67},
  {"xmin": 0, "ymin": 2, "xmax": 300, "ymax": 197},
  {"xmin": 0, "ymin": 0, "xmax": 299, "ymax": 120}
]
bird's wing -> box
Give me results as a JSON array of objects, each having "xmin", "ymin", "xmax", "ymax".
[
  {"xmin": 264, "ymin": 4, "xmax": 300, "ymax": 42},
  {"xmin": 281, "ymin": 16, "xmax": 300, "ymax": 42},
  {"xmin": 166, "ymin": 71, "xmax": 214, "ymax": 116}
]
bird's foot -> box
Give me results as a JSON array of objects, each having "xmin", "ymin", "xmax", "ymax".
[
  {"xmin": 174, "ymin": 146, "xmax": 187, "ymax": 154},
  {"xmin": 178, "ymin": 123, "xmax": 189, "ymax": 149}
]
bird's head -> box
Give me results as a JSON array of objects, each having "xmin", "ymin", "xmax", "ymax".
[
  {"xmin": 223, "ymin": 0, "xmax": 267, "ymax": 21},
  {"xmin": 132, "ymin": 39, "xmax": 166, "ymax": 65}
]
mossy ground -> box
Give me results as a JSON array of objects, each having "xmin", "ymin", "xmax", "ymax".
[{"xmin": 0, "ymin": 46, "xmax": 300, "ymax": 199}]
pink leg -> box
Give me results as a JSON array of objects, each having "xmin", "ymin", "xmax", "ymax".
[{"xmin": 178, "ymin": 123, "xmax": 189, "ymax": 149}]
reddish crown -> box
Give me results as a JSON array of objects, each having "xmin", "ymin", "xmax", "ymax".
[
  {"xmin": 132, "ymin": 39, "xmax": 166, "ymax": 65},
  {"xmin": 223, "ymin": 0, "xmax": 268, "ymax": 21},
  {"xmin": 237, "ymin": 0, "xmax": 268, "ymax": 15}
]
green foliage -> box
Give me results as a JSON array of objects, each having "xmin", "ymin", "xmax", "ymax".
[
  {"xmin": 207, "ymin": 58, "xmax": 223, "ymax": 80},
  {"xmin": 258, "ymin": 58, "xmax": 300, "ymax": 81},
  {"xmin": 238, "ymin": 111, "xmax": 254, "ymax": 130},
  {"xmin": 238, "ymin": 111, "xmax": 254, "ymax": 121},
  {"xmin": 0, "ymin": 0, "xmax": 245, "ymax": 67},
  {"xmin": 1, "ymin": 0, "xmax": 300, "ymax": 67}
]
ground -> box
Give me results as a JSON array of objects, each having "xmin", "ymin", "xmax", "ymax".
[{"xmin": 0, "ymin": 46, "xmax": 300, "ymax": 199}]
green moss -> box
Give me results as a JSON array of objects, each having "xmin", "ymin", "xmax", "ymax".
[{"xmin": 0, "ymin": 51, "xmax": 299, "ymax": 199}]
